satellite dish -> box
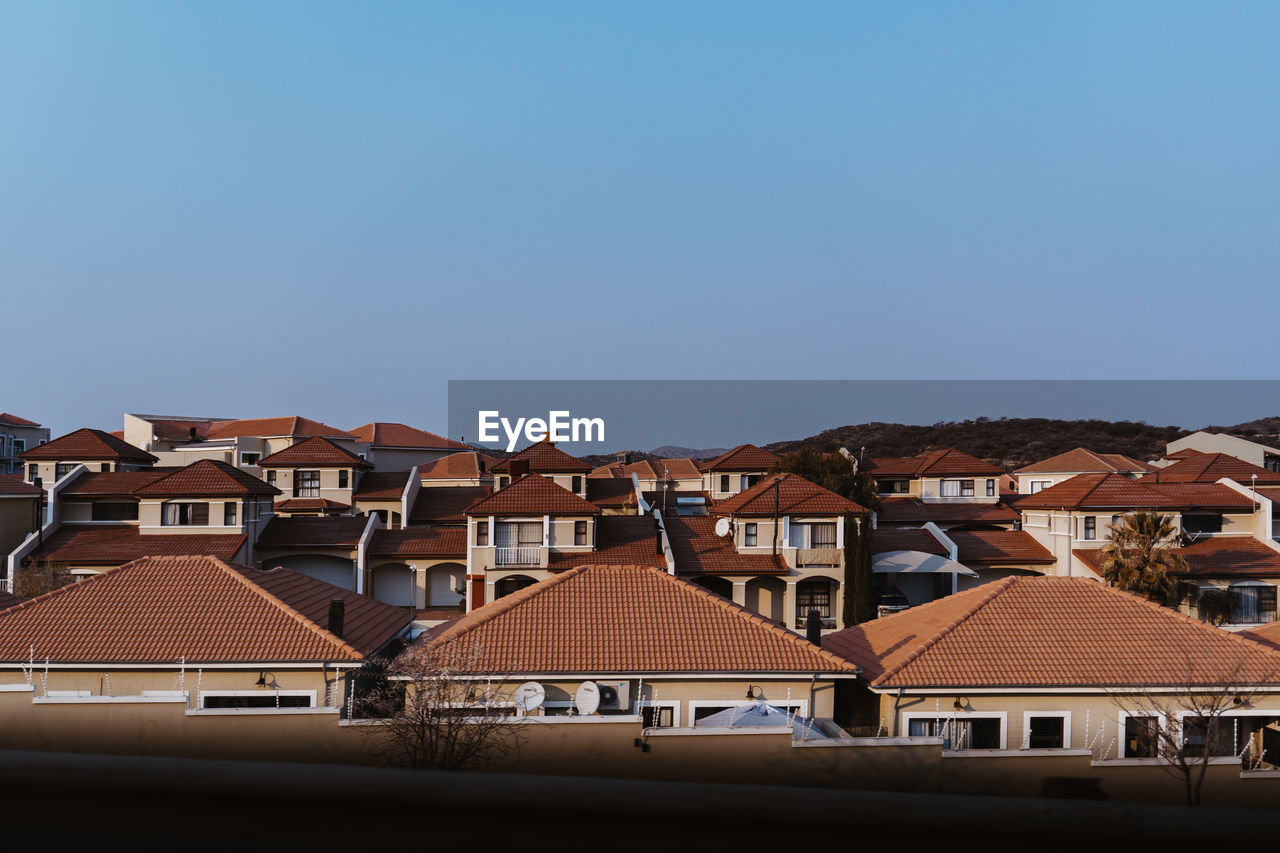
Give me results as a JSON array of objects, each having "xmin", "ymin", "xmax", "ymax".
[
  {"xmin": 513, "ymin": 681, "xmax": 545, "ymax": 713},
  {"xmin": 714, "ymin": 517, "xmax": 731, "ymax": 537},
  {"xmin": 574, "ymin": 680, "xmax": 601, "ymax": 716}
]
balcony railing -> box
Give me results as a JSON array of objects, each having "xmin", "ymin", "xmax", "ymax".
[{"xmin": 495, "ymin": 546, "xmax": 541, "ymax": 566}]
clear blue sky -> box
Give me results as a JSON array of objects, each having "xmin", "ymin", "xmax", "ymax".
[{"xmin": 2, "ymin": 2, "xmax": 1277, "ymax": 437}]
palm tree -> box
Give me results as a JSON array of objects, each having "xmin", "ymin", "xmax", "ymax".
[{"xmin": 1097, "ymin": 511, "xmax": 1188, "ymax": 603}]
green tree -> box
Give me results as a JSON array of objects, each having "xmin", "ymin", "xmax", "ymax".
[{"xmin": 1097, "ymin": 511, "xmax": 1187, "ymax": 604}]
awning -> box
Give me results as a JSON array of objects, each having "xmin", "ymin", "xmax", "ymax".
[{"xmin": 873, "ymin": 550, "xmax": 979, "ymax": 577}]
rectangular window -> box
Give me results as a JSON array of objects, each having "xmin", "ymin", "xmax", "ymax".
[
  {"xmin": 12, "ymin": 439, "xmax": 24, "ymax": 454},
  {"xmin": 55, "ymin": 463, "xmax": 75, "ymax": 480},
  {"xmin": 1030, "ymin": 481, "xmax": 1050, "ymax": 494},
  {"xmin": 1182, "ymin": 514, "xmax": 1223, "ymax": 534},
  {"xmin": 574, "ymin": 520, "xmax": 587, "ymax": 545},
  {"xmin": 338, "ymin": 470, "xmax": 349, "ymax": 489},
  {"xmin": 796, "ymin": 579, "xmax": 832, "ymax": 621},
  {"xmin": 266, "ymin": 470, "xmax": 276, "ymax": 486},
  {"xmin": 744, "ymin": 523, "xmax": 757, "ymax": 546},
  {"xmin": 720, "ymin": 474, "xmax": 730, "ymax": 493},
  {"xmin": 240, "ymin": 452, "xmax": 260, "ymax": 466},
  {"xmin": 100, "ymin": 463, "xmax": 112, "ymax": 472},
  {"xmin": 571, "ymin": 475, "xmax": 582, "ymax": 493},
  {"xmin": 201, "ymin": 694, "xmax": 313, "ymax": 710},
  {"xmin": 224, "ymin": 502, "xmax": 237, "ymax": 526},
  {"xmin": 1083, "ymin": 517, "xmax": 1096, "ymax": 540},
  {"xmin": 161, "ymin": 502, "xmax": 209, "ymax": 526},
  {"xmin": 1124, "ymin": 715, "xmax": 1160, "ymax": 758},
  {"xmin": 880, "ymin": 480, "xmax": 910, "ymax": 494},
  {"xmin": 986, "ymin": 479, "xmax": 995, "ymax": 497},
  {"xmin": 294, "ymin": 470, "xmax": 320, "ymax": 498},
  {"xmin": 960, "ymin": 480, "xmax": 974, "ymax": 497},
  {"xmin": 1027, "ymin": 715, "xmax": 1065, "ymax": 749},
  {"xmin": 27, "ymin": 464, "xmax": 39, "ymax": 483},
  {"xmin": 496, "ymin": 521, "xmax": 542, "ymax": 546},
  {"xmin": 1232, "ymin": 585, "xmax": 1278, "ymax": 624},
  {"xmin": 810, "ymin": 522, "xmax": 836, "ymax": 548},
  {"xmin": 908, "ymin": 716, "xmax": 1002, "ymax": 750},
  {"xmin": 476, "ymin": 520, "xmax": 489, "ymax": 546},
  {"xmin": 641, "ymin": 705, "xmax": 674, "ymax": 728},
  {"xmin": 91, "ymin": 502, "xmax": 138, "ymax": 522}
]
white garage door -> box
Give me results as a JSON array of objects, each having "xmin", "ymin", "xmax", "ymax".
[
  {"xmin": 428, "ymin": 564, "xmax": 464, "ymax": 607},
  {"xmin": 275, "ymin": 556, "xmax": 355, "ymax": 590},
  {"xmin": 372, "ymin": 564, "xmax": 414, "ymax": 606}
]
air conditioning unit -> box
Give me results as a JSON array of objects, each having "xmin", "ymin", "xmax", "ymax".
[{"xmin": 595, "ymin": 680, "xmax": 630, "ymax": 712}]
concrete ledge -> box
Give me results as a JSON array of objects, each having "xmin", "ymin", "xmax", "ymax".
[
  {"xmin": 793, "ymin": 736, "xmax": 943, "ymax": 748},
  {"xmin": 943, "ymin": 749, "xmax": 1094, "ymax": 759},
  {"xmin": 1092, "ymin": 756, "xmax": 1242, "ymax": 767}
]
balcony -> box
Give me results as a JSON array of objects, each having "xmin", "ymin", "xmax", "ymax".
[{"xmin": 495, "ymin": 546, "xmax": 541, "ymax": 566}]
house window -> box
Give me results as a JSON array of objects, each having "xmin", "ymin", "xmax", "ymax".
[
  {"xmin": 12, "ymin": 439, "xmax": 24, "ymax": 454},
  {"xmin": 1231, "ymin": 584, "xmax": 1277, "ymax": 624},
  {"xmin": 496, "ymin": 521, "xmax": 542, "ymax": 547},
  {"xmin": 574, "ymin": 520, "xmax": 587, "ymax": 545},
  {"xmin": 495, "ymin": 575, "xmax": 536, "ymax": 599},
  {"xmin": 338, "ymin": 470, "xmax": 349, "ymax": 489},
  {"xmin": 294, "ymin": 470, "xmax": 320, "ymax": 498},
  {"xmin": 907, "ymin": 716, "xmax": 1002, "ymax": 750},
  {"xmin": 1182, "ymin": 514, "xmax": 1223, "ymax": 534},
  {"xmin": 1083, "ymin": 517, "xmax": 1096, "ymax": 540},
  {"xmin": 201, "ymin": 693, "xmax": 313, "ymax": 710},
  {"xmin": 744, "ymin": 523, "xmax": 757, "ymax": 546},
  {"xmin": 1030, "ymin": 481, "xmax": 1050, "ymax": 494},
  {"xmin": 496, "ymin": 476, "xmax": 509, "ymax": 489},
  {"xmin": 27, "ymin": 464, "xmax": 38, "ymax": 482},
  {"xmin": 224, "ymin": 502, "xmax": 237, "ymax": 526},
  {"xmin": 719, "ymin": 475, "xmax": 730, "ymax": 493},
  {"xmin": 571, "ymin": 475, "xmax": 582, "ymax": 493},
  {"xmin": 986, "ymin": 479, "xmax": 995, "ymax": 497},
  {"xmin": 91, "ymin": 502, "xmax": 138, "ymax": 522},
  {"xmin": 940, "ymin": 480, "xmax": 975, "ymax": 497},
  {"xmin": 744, "ymin": 474, "xmax": 762, "ymax": 489},
  {"xmin": 1124, "ymin": 715, "xmax": 1160, "ymax": 758},
  {"xmin": 100, "ymin": 463, "xmax": 112, "ymax": 472},
  {"xmin": 641, "ymin": 704, "xmax": 675, "ymax": 728},
  {"xmin": 796, "ymin": 579, "xmax": 833, "ymax": 623},
  {"xmin": 810, "ymin": 522, "xmax": 836, "ymax": 548},
  {"xmin": 1026, "ymin": 715, "xmax": 1067, "ymax": 749},
  {"xmin": 266, "ymin": 470, "xmax": 276, "ymax": 486},
  {"xmin": 476, "ymin": 520, "xmax": 489, "ymax": 546},
  {"xmin": 880, "ymin": 480, "xmax": 910, "ymax": 494},
  {"xmin": 161, "ymin": 502, "xmax": 209, "ymax": 526},
  {"xmin": 55, "ymin": 463, "xmax": 75, "ymax": 480},
  {"xmin": 240, "ymin": 452, "xmax": 260, "ymax": 466}
]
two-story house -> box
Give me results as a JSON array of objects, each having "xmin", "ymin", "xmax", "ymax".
[
  {"xmin": 699, "ymin": 444, "xmax": 781, "ymax": 500},
  {"xmin": 257, "ymin": 436, "xmax": 375, "ymax": 518},
  {"xmin": 488, "ymin": 439, "xmax": 593, "ymax": 495},
  {"xmin": 1013, "ymin": 447, "xmax": 1154, "ymax": 494},
  {"xmin": 348, "ymin": 422, "xmax": 471, "ymax": 470},
  {"xmin": 0, "ymin": 414, "xmax": 49, "ymax": 476},
  {"xmin": 866, "ymin": 448, "xmax": 1018, "ymax": 530}
]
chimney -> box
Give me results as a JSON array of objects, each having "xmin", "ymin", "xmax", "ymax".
[
  {"xmin": 328, "ymin": 597, "xmax": 346, "ymax": 639},
  {"xmin": 510, "ymin": 458, "xmax": 530, "ymax": 478},
  {"xmin": 805, "ymin": 609, "xmax": 823, "ymax": 645}
]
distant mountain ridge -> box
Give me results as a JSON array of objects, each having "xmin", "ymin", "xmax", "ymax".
[{"xmin": 650, "ymin": 445, "xmax": 729, "ymax": 460}]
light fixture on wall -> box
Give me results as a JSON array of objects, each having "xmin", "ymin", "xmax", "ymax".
[
  {"xmin": 953, "ymin": 697, "xmax": 967, "ymax": 711},
  {"xmin": 256, "ymin": 672, "xmax": 275, "ymax": 687},
  {"xmin": 745, "ymin": 685, "xmax": 763, "ymax": 700}
]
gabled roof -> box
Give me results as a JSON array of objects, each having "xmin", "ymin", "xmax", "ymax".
[
  {"xmin": 464, "ymin": 474, "xmax": 600, "ymax": 517},
  {"xmin": 489, "ymin": 440, "xmax": 592, "ymax": 474},
  {"xmin": 133, "ymin": 460, "xmax": 280, "ymax": 497},
  {"xmin": 585, "ymin": 477, "xmax": 639, "ymax": 510},
  {"xmin": 204, "ymin": 417, "xmax": 356, "ymax": 441},
  {"xmin": 273, "ymin": 498, "xmax": 350, "ymax": 513},
  {"xmin": 876, "ymin": 497, "xmax": 1020, "ymax": 526},
  {"xmin": 404, "ymin": 564, "xmax": 857, "ymax": 675},
  {"xmin": 1143, "ymin": 453, "xmax": 1280, "ymax": 486},
  {"xmin": 591, "ymin": 459, "xmax": 703, "ymax": 481},
  {"xmin": 1014, "ymin": 448, "xmax": 1155, "ymax": 475},
  {"xmin": 822, "ymin": 576, "xmax": 1280, "ymax": 688},
  {"xmin": 1143, "ymin": 483, "xmax": 1256, "ymax": 511},
  {"xmin": 20, "ymin": 428, "xmax": 157, "ymax": 465},
  {"xmin": 663, "ymin": 514, "xmax": 789, "ymax": 575},
  {"xmin": 0, "ymin": 555, "xmax": 409, "ymax": 663},
  {"xmin": 871, "ymin": 529, "xmax": 948, "ymax": 557},
  {"xmin": 1074, "ymin": 536, "xmax": 1280, "ymax": 579},
  {"xmin": 27, "ymin": 525, "xmax": 246, "ymax": 566},
  {"xmin": 349, "ymin": 423, "xmax": 470, "ymax": 451},
  {"xmin": 948, "ymin": 530, "xmax": 1054, "ymax": 564},
  {"xmin": 353, "ymin": 471, "xmax": 413, "ymax": 500},
  {"xmin": 258, "ymin": 436, "xmax": 372, "ymax": 469},
  {"xmin": 410, "ymin": 486, "xmax": 492, "ymax": 524},
  {"xmin": 256, "ymin": 516, "xmax": 370, "ymax": 549},
  {"xmin": 712, "ymin": 473, "xmax": 867, "ymax": 517},
  {"xmin": 1015, "ymin": 473, "xmax": 1184, "ymax": 510},
  {"xmin": 368, "ymin": 528, "xmax": 467, "ymax": 559},
  {"xmin": 419, "ymin": 452, "xmax": 495, "ymax": 480},
  {"xmin": 867, "ymin": 448, "xmax": 1005, "ymax": 477},
  {"xmin": 546, "ymin": 516, "xmax": 666, "ymax": 570},
  {"xmin": 698, "ymin": 444, "xmax": 781, "ymax": 472},
  {"xmin": 0, "ymin": 413, "xmax": 40, "ymax": 427},
  {"xmin": 0, "ymin": 474, "xmax": 42, "ymax": 497},
  {"xmin": 58, "ymin": 470, "xmax": 171, "ymax": 496}
]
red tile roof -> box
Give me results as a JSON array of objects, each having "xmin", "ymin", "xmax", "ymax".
[
  {"xmin": 1015, "ymin": 448, "xmax": 1155, "ymax": 475},
  {"xmin": 28, "ymin": 525, "xmax": 246, "ymax": 566},
  {"xmin": 585, "ymin": 477, "xmax": 640, "ymax": 510},
  {"xmin": 698, "ymin": 444, "xmax": 781, "ymax": 472},
  {"xmin": 546, "ymin": 516, "xmax": 666, "ymax": 571},
  {"xmin": 591, "ymin": 459, "xmax": 702, "ymax": 481},
  {"xmin": 134, "ymin": 460, "xmax": 280, "ymax": 497},
  {"xmin": 1165, "ymin": 448, "xmax": 1208, "ymax": 460},
  {"xmin": 0, "ymin": 474, "xmax": 42, "ymax": 497},
  {"xmin": 1075, "ymin": 537, "xmax": 1280, "ymax": 579},
  {"xmin": 256, "ymin": 516, "xmax": 370, "ymax": 549},
  {"xmin": 948, "ymin": 529, "xmax": 1054, "ymax": 564},
  {"xmin": 404, "ymin": 564, "xmax": 857, "ymax": 675},
  {"xmin": 489, "ymin": 440, "xmax": 592, "ymax": 474},
  {"xmin": 349, "ymin": 423, "xmax": 470, "ymax": 451},
  {"xmin": 465, "ymin": 474, "xmax": 600, "ymax": 517},
  {"xmin": 419, "ymin": 452, "xmax": 495, "ymax": 480},
  {"xmin": 1144, "ymin": 453, "xmax": 1280, "ymax": 486},
  {"xmin": 663, "ymin": 514, "xmax": 789, "ymax": 575},
  {"xmin": 58, "ymin": 470, "xmax": 171, "ymax": 496},
  {"xmin": 352, "ymin": 471, "xmax": 412, "ymax": 500},
  {"xmin": 1143, "ymin": 483, "xmax": 1256, "ymax": 511},
  {"xmin": 871, "ymin": 529, "xmax": 948, "ymax": 556},
  {"xmin": 0, "ymin": 413, "xmax": 40, "ymax": 427},
  {"xmin": 0, "ymin": 555, "xmax": 408, "ymax": 663},
  {"xmin": 1015, "ymin": 473, "xmax": 1185, "ymax": 510},
  {"xmin": 204, "ymin": 417, "xmax": 356, "ymax": 440},
  {"xmin": 712, "ymin": 473, "xmax": 868, "ymax": 517},
  {"xmin": 867, "ymin": 448, "xmax": 1005, "ymax": 477},
  {"xmin": 823, "ymin": 576, "xmax": 1280, "ymax": 688},
  {"xmin": 141, "ymin": 418, "xmax": 222, "ymax": 442},
  {"xmin": 273, "ymin": 498, "xmax": 350, "ymax": 512},
  {"xmin": 368, "ymin": 528, "xmax": 467, "ymax": 559},
  {"xmin": 20, "ymin": 428, "xmax": 157, "ymax": 464},
  {"xmin": 258, "ymin": 436, "xmax": 371, "ymax": 469},
  {"xmin": 876, "ymin": 498, "xmax": 1020, "ymax": 526},
  {"xmin": 410, "ymin": 486, "xmax": 492, "ymax": 524}
]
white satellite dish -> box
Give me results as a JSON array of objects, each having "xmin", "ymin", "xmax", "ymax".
[
  {"xmin": 574, "ymin": 680, "xmax": 601, "ymax": 716},
  {"xmin": 513, "ymin": 681, "xmax": 546, "ymax": 713},
  {"xmin": 714, "ymin": 517, "xmax": 731, "ymax": 537}
]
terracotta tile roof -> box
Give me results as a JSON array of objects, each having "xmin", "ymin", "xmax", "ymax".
[
  {"xmin": 0, "ymin": 555, "xmax": 403, "ymax": 663},
  {"xmin": 1144, "ymin": 483, "xmax": 1257, "ymax": 511},
  {"xmin": 256, "ymin": 516, "xmax": 369, "ymax": 549},
  {"xmin": 872, "ymin": 529, "xmax": 947, "ymax": 556},
  {"xmin": 352, "ymin": 470, "xmax": 412, "ymax": 500},
  {"xmin": 141, "ymin": 418, "xmax": 222, "ymax": 442},
  {"xmin": 20, "ymin": 428, "xmax": 157, "ymax": 464},
  {"xmin": 0, "ymin": 413, "xmax": 40, "ymax": 427},
  {"xmin": 948, "ymin": 530, "xmax": 1054, "ymax": 564},
  {"xmin": 419, "ymin": 452, "xmax": 495, "ymax": 480},
  {"xmin": 592, "ymin": 458, "xmax": 703, "ymax": 481},
  {"xmin": 204, "ymin": 417, "xmax": 356, "ymax": 440},
  {"xmin": 133, "ymin": 460, "xmax": 280, "ymax": 498},
  {"xmin": 867, "ymin": 448, "xmax": 1005, "ymax": 477},
  {"xmin": 642, "ymin": 490, "xmax": 715, "ymax": 513},
  {"xmin": 58, "ymin": 470, "xmax": 172, "ymax": 496},
  {"xmin": 1144, "ymin": 453, "xmax": 1280, "ymax": 486},
  {"xmin": 697, "ymin": 444, "xmax": 781, "ymax": 472},
  {"xmin": 404, "ymin": 564, "xmax": 857, "ymax": 675},
  {"xmin": 489, "ymin": 440, "xmax": 592, "ymax": 474},
  {"xmin": 546, "ymin": 516, "xmax": 666, "ymax": 571},
  {"xmin": 876, "ymin": 499, "xmax": 1021, "ymax": 527},
  {"xmin": 0, "ymin": 474, "xmax": 42, "ymax": 497},
  {"xmin": 1015, "ymin": 448, "xmax": 1155, "ymax": 475},
  {"xmin": 368, "ymin": 528, "xmax": 467, "ymax": 559},
  {"xmin": 1256, "ymin": 486, "xmax": 1280, "ymax": 505},
  {"xmin": 273, "ymin": 498, "xmax": 350, "ymax": 512},
  {"xmin": 822, "ymin": 576, "xmax": 1280, "ymax": 688},
  {"xmin": 586, "ymin": 477, "xmax": 640, "ymax": 510},
  {"xmin": 1076, "ymin": 537, "xmax": 1280, "ymax": 579},
  {"xmin": 349, "ymin": 423, "xmax": 470, "ymax": 451},
  {"xmin": 712, "ymin": 473, "xmax": 868, "ymax": 517},
  {"xmin": 28, "ymin": 525, "xmax": 246, "ymax": 566},
  {"xmin": 465, "ymin": 474, "xmax": 599, "ymax": 517},
  {"xmin": 1166, "ymin": 448, "xmax": 1208, "ymax": 460},
  {"xmin": 1015, "ymin": 473, "xmax": 1185, "ymax": 510},
  {"xmin": 663, "ymin": 514, "xmax": 789, "ymax": 575},
  {"xmin": 257, "ymin": 436, "xmax": 371, "ymax": 469},
  {"xmin": 410, "ymin": 486, "xmax": 492, "ymax": 524},
  {"xmin": 0, "ymin": 592, "xmax": 27, "ymax": 610}
]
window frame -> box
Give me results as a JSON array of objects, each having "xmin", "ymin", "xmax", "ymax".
[
  {"xmin": 573, "ymin": 519, "xmax": 587, "ymax": 546},
  {"xmin": 1022, "ymin": 711, "xmax": 1072, "ymax": 749},
  {"xmin": 160, "ymin": 501, "xmax": 209, "ymax": 526},
  {"xmin": 294, "ymin": 469, "xmax": 320, "ymax": 498},
  {"xmin": 744, "ymin": 522, "xmax": 757, "ymax": 547},
  {"xmin": 902, "ymin": 711, "xmax": 1008, "ymax": 750}
]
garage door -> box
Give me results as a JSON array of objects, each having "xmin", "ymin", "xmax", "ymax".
[
  {"xmin": 275, "ymin": 556, "xmax": 355, "ymax": 590},
  {"xmin": 372, "ymin": 563, "xmax": 414, "ymax": 606}
]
